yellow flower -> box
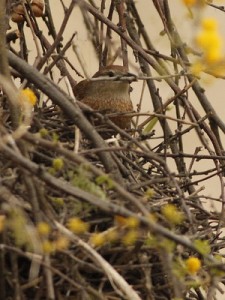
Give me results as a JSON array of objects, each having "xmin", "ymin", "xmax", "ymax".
[
  {"xmin": 114, "ymin": 216, "xmax": 139, "ymax": 228},
  {"xmin": 161, "ymin": 204, "xmax": 184, "ymax": 225},
  {"xmin": 54, "ymin": 236, "xmax": 70, "ymax": 250},
  {"xmin": 52, "ymin": 158, "xmax": 64, "ymax": 171},
  {"xmin": 196, "ymin": 32, "xmax": 221, "ymax": 52},
  {"xmin": 39, "ymin": 128, "xmax": 48, "ymax": 137},
  {"xmin": 190, "ymin": 61, "xmax": 204, "ymax": 76},
  {"xmin": 196, "ymin": 18, "xmax": 223, "ymax": 65},
  {"xmin": 42, "ymin": 240, "xmax": 55, "ymax": 254},
  {"xmin": 67, "ymin": 218, "xmax": 89, "ymax": 234},
  {"xmin": 122, "ymin": 230, "xmax": 138, "ymax": 246},
  {"xmin": 105, "ymin": 230, "xmax": 118, "ymax": 243},
  {"xmin": 182, "ymin": 0, "xmax": 206, "ymax": 7},
  {"xmin": 0, "ymin": 215, "xmax": 6, "ymax": 232},
  {"xmin": 126, "ymin": 217, "xmax": 140, "ymax": 228},
  {"xmin": 202, "ymin": 18, "xmax": 217, "ymax": 31},
  {"xmin": 90, "ymin": 233, "xmax": 106, "ymax": 247},
  {"xmin": 19, "ymin": 89, "xmax": 37, "ymax": 106},
  {"xmin": 206, "ymin": 48, "xmax": 223, "ymax": 63},
  {"xmin": 145, "ymin": 188, "xmax": 155, "ymax": 199},
  {"xmin": 186, "ymin": 257, "xmax": 201, "ymax": 274},
  {"xmin": 182, "ymin": 0, "xmax": 196, "ymax": 6},
  {"xmin": 114, "ymin": 215, "xmax": 127, "ymax": 226},
  {"xmin": 37, "ymin": 222, "xmax": 51, "ymax": 236}
]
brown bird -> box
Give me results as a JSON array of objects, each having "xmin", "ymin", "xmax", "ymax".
[{"xmin": 74, "ymin": 65, "xmax": 135, "ymax": 129}]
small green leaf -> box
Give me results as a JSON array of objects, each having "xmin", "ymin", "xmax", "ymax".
[{"xmin": 194, "ymin": 239, "xmax": 211, "ymax": 255}]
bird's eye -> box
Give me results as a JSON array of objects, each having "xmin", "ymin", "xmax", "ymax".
[{"xmin": 107, "ymin": 71, "xmax": 115, "ymax": 77}]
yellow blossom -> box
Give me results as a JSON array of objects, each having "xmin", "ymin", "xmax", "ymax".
[
  {"xmin": 190, "ymin": 61, "xmax": 204, "ymax": 75},
  {"xmin": 196, "ymin": 32, "xmax": 221, "ymax": 52},
  {"xmin": 52, "ymin": 158, "xmax": 64, "ymax": 171},
  {"xmin": 0, "ymin": 215, "xmax": 6, "ymax": 232},
  {"xmin": 19, "ymin": 88, "xmax": 37, "ymax": 106},
  {"xmin": 42, "ymin": 240, "xmax": 55, "ymax": 253},
  {"xmin": 182, "ymin": 0, "xmax": 196, "ymax": 6},
  {"xmin": 126, "ymin": 217, "xmax": 140, "ymax": 228},
  {"xmin": 39, "ymin": 128, "xmax": 48, "ymax": 137},
  {"xmin": 145, "ymin": 188, "xmax": 155, "ymax": 199},
  {"xmin": 105, "ymin": 230, "xmax": 118, "ymax": 243},
  {"xmin": 196, "ymin": 31, "xmax": 222, "ymax": 60},
  {"xmin": 122, "ymin": 230, "xmax": 138, "ymax": 246},
  {"xmin": 67, "ymin": 218, "xmax": 89, "ymax": 234},
  {"xmin": 114, "ymin": 216, "xmax": 139, "ymax": 228},
  {"xmin": 196, "ymin": 18, "xmax": 223, "ymax": 64},
  {"xmin": 54, "ymin": 236, "xmax": 70, "ymax": 250},
  {"xmin": 186, "ymin": 257, "xmax": 202, "ymax": 274},
  {"xmin": 114, "ymin": 215, "xmax": 127, "ymax": 226},
  {"xmin": 161, "ymin": 204, "xmax": 184, "ymax": 225},
  {"xmin": 37, "ymin": 222, "xmax": 51, "ymax": 236},
  {"xmin": 90, "ymin": 233, "xmax": 106, "ymax": 247},
  {"xmin": 202, "ymin": 18, "xmax": 217, "ymax": 31},
  {"xmin": 182, "ymin": 0, "xmax": 205, "ymax": 7},
  {"xmin": 206, "ymin": 48, "xmax": 222, "ymax": 63}
]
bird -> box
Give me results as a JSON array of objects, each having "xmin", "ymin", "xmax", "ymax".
[{"xmin": 74, "ymin": 65, "xmax": 135, "ymax": 129}]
